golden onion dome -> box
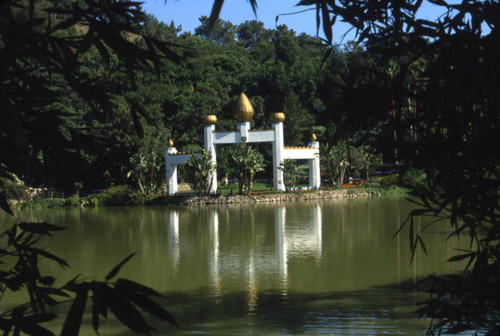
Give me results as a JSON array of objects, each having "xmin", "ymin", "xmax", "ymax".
[
  {"xmin": 311, "ymin": 133, "xmax": 317, "ymax": 142},
  {"xmin": 233, "ymin": 93, "xmax": 254, "ymax": 122},
  {"xmin": 168, "ymin": 139, "xmax": 174, "ymax": 147},
  {"xmin": 202, "ymin": 114, "xmax": 217, "ymax": 125},
  {"xmin": 269, "ymin": 112, "xmax": 285, "ymax": 123}
]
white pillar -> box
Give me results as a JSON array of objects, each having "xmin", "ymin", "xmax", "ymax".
[
  {"xmin": 204, "ymin": 124, "xmax": 217, "ymax": 194},
  {"xmin": 308, "ymin": 141, "xmax": 321, "ymax": 189},
  {"xmin": 166, "ymin": 147, "xmax": 178, "ymax": 195},
  {"xmin": 237, "ymin": 122, "xmax": 250, "ymax": 142},
  {"xmin": 272, "ymin": 121, "xmax": 285, "ymax": 191}
]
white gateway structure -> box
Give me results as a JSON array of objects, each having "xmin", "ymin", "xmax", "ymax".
[{"xmin": 165, "ymin": 93, "xmax": 321, "ymax": 195}]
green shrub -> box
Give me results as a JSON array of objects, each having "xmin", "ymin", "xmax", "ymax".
[
  {"xmin": 86, "ymin": 194, "xmax": 104, "ymax": 207},
  {"xmin": 400, "ymin": 169, "xmax": 427, "ymax": 189},
  {"xmin": 381, "ymin": 185, "xmax": 409, "ymax": 196},
  {"xmin": 37, "ymin": 198, "xmax": 66, "ymax": 208},
  {"xmin": 101, "ymin": 185, "xmax": 134, "ymax": 206},
  {"xmin": 131, "ymin": 192, "xmax": 151, "ymax": 206},
  {"xmin": 379, "ymin": 174, "xmax": 400, "ymax": 188},
  {"xmin": 64, "ymin": 194, "xmax": 81, "ymax": 206}
]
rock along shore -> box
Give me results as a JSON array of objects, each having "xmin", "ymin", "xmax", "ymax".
[{"xmin": 181, "ymin": 188, "xmax": 381, "ymax": 206}]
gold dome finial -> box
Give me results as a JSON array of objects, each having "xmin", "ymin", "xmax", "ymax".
[
  {"xmin": 311, "ymin": 133, "xmax": 317, "ymax": 142},
  {"xmin": 202, "ymin": 114, "xmax": 217, "ymax": 125},
  {"xmin": 233, "ymin": 93, "xmax": 254, "ymax": 122},
  {"xmin": 269, "ymin": 112, "xmax": 285, "ymax": 123},
  {"xmin": 168, "ymin": 139, "xmax": 174, "ymax": 147}
]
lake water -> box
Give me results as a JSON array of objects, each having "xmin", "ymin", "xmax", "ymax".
[{"xmin": 1, "ymin": 197, "xmax": 465, "ymax": 335}]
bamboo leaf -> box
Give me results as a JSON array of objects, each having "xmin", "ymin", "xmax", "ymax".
[
  {"xmin": 105, "ymin": 286, "xmax": 151, "ymax": 335},
  {"xmin": 19, "ymin": 322, "xmax": 54, "ymax": 336},
  {"xmin": 393, "ymin": 215, "xmax": 411, "ymax": 238},
  {"xmin": 19, "ymin": 222, "xmax": 66, "ymax": 235},
  {"xmin": 91, "ymin": 282, "xmax": 108, "ymax": 333},
  {"xmin": 61, "ymin": 286, "xmax": 89, "ymax": 336},
  {"xmin": 116, "ymin": 279, "xmax": 161, "ymax": 297},
  {"xmin": 417, "ymin": 234, "xmax": 427, "ymax": 255},
  {"xmin": 105, "ymin": 253, "xmax": 136, "ymax": 281},
  {"xmin": 39, "ymin": 286, "xmax": 70, "ymax": 298},
  {"xmin": 248, "ymin": 0, "xmax": 258, "ymax": 16},
  {"xmin": 409, "ymin": 208, "xmax": 434, "ymax": 216},
  {"xmin": 122, "ymin": 291, "xmax": 178, "ymax": 327},
  {"xmin": 52, "ymin": 17, "xmax": 81, "ymax": 31},
  {"xmin": 31, "ymin": 248, "xmax": 70, "ymax": 268},
  {"xmin": 0, "ymin": 194, "xmax": 14, "ymax": 216},
  {"xmin": 409, "ymin": 217, "xmax": 416, "ymax": 262},
  {"xmin": 209, "ymin": 0, "xmax": 224, "ymax": 29},
  {"xmin": 94, "ymin": 39, "xmax": 111, "ymax": 65},
  {"xmin": 152, "ymin": 39, "xmax": 182, "ymax": 65},
  {"xmin": 315, "ymin": 4, "xmax": 320, "ymax": 36},
  {"xmin": 428, "ymin": 0, "xmax": 448, "ymax": 7},
  {"xmin": 22, "ymin": 313, "xmax": 57, "ymax": 324},
  {"xmin": 448, "ymin": 252, "xmax": 475, "ymax": 262},
  {"xmin": 321, "ymin": 2, "xmax": 332, "ymax": 43}
]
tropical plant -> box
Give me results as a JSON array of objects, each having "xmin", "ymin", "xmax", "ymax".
[
  {"xmin": 127, "ymin": 146, "xmax": 164, "ymax": 196},
  {"xmin": 352, "ymin": 145, "xmax": 382, "ymax": 181},
  {"xmin": 230, "ymin": 144, "xmax": 264, "ymax": 195},
  {"xmin": 321, "ymin": 140, "xmax": 350, "ymax": 187},
  {"xmin": 281, "ymin": 160, "xmax": 307, "ymax": 192},
  {"xmin": 185, "ymin": 150, "xmax": 217, "ymax": 195}
]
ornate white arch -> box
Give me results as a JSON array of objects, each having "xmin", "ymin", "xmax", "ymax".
[{"xmin": 165, "ymin": 93, "xmax": 320, "ymax": 195}]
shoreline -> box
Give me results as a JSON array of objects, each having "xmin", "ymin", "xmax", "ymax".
[
  {"xmin": 181, "ymin": 188, "xmax": 382, "ymax": 205},
  {"xmin": 11, "ymin": 186, "xmax": 396, "ymax": 210}
]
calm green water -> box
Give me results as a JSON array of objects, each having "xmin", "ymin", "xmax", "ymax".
[{"xmin": 1, "ymin": 198, "xmax": 465, "ymax": 335}]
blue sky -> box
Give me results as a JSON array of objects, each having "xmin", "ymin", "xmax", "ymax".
[{"xmin": 141, "ymin": 1, "xmax": 445, "ymax": 43}]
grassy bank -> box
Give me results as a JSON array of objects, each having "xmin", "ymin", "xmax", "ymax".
[{"xmin": 10, "ymin": 173, "xmax": 416, "ymax": 209}]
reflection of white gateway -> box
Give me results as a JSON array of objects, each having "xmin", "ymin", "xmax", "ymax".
[
  {"xmin": 167, "ymin": 204, "xmax": 323, "ymax": 296},
  {"xmin": 276, "ymin": 204, "xmax": 323, "ymax": 257},
  {"xmin": 165, "ymin": 93, "xmax": 321, "ymax": 195}
]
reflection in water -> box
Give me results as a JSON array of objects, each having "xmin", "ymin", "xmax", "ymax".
[
  {"xmin": 275, "ymin": 204, "xmax": 324, "ymax": 297},
  {"xmin": 167, "ymin": 205, "xmax": 325, "ymax": 304},
  {"xmin": 208, "ymin": 209, "xmax": 220, "ymax": 299},
  {"xmin": 247, "ymin": 250, "xmax": 258, "ymax": 316},
  {"xmin": 2, "ymin": 199, "xmax": 465, "ymax": 335},
  {"xmin": 275, "ymin": 206, "xmax": 288, "ymax": 294},
  {"xmin": 167, "ymin": 211, "xmax": 180, "ymax": 272}
]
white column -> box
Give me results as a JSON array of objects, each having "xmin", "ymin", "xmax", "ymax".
[
  {"xmin": 272, "ymin": 121, "xmax": 285, "ymax": 191},
  {"xmin": 166, "ymin": 147, "xmax": 178, "ymax": 195},
  {"xmin": 308, "ymin": 141, "xmax": 321, "ymax": 189},
  {"xmin": 237, "ymin": 122, "xmax": 250, "ymax": 142},
  {"xmin": 204, "ymin": 124, "xmax": 217, "ymax": 194}
]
